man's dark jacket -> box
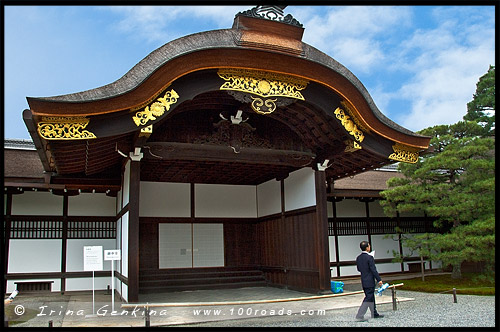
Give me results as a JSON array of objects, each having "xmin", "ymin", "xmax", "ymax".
[{"xmin": 356, "ymin": 252, "xmax": 381, "ymax": 288}]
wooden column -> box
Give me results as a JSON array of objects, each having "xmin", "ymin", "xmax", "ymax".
[
  {"xmin": 61, "ymin": 195, "xmax": 69, "ymax": 294},
  {"xmin": 314, "ymin": 170, "xmax": 331, "ymax": 293},
  {"xmin": 331, "ymin": 198, "xmax": 341, "ymax": 277},
  {"xmin": 364, "ymin": 199, "xmax": 372, "ymax": 245},
  {"xmin": 128, "ymin": 159, "xmax": 141, "ymax": 303},
  {"xmin": 4, "ymin": 192, "xmax": 13, "ymax": 292}
]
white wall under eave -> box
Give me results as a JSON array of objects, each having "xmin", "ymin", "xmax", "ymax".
[
  {"xmin": 284, "ymin": 167, "xmax": 316, "ymax": 212},
  {"xmin": 139, "ymin": 182, "xmax": 190, "ymax": 217},
  {"xmin": 121, "ymin": 212, "xmax": 129, "ymax": 279},
  {"xmin": 11, "ymin": 191, "xmax": 63, "ymax": 215},
  {"xmin": 336, "ymin": 198, "xmax": 365, "ymax": 217},
  {"xmin": 195, "ymin": 184, "xmax": 257, "ymax": 218},
  {"xmin": 370, "ymin": 234, "xmax": 400, "ymax": 259},
  {"xmin": 65, "ymin": 239, "xmax": 116, "ymax": 272},
  {"xmin": 123, "ymin": 160, "xmax": 131, "ymax": 207},
  {"xmin": 368, "ymin": 200, "xmax": 386, "ymax": 217},
  {"xmin": 257, "ymin": 178, "xmax": 281, "ymax": 217},
  {"xmin": 337, "ymin": 235, "xmax": 368, "ymax": 261},
  {"xmin": 8, "ymin": 239, "xmax": 61, "ymax": 273},
  {"xmin": 68, "ymin": 193, "xmax": 116, "ymax": 216}
]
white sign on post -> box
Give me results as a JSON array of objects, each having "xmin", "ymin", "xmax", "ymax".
[
  {"xmin": 104, "ymin": 249, "xmax": 121, "ymax": 261},
  {"xmin": 84, "ymin": 246, "xmax": 103, "ymax": 271},
  {"xmin": 104, "ymin": 249, "xmax": 121, "ymax": 311},
  {"xmin": 83, "ymin": 246, "xmax": 103, "ymax": 317}
]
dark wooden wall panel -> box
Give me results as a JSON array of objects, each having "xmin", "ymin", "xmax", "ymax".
[
  {"xmin": 139, "ymin": 221, "xmax": 159, "ymax": 271},
  {"xmin": 224, "ymin": 222, "xmax": 258, "ymax": 267}
]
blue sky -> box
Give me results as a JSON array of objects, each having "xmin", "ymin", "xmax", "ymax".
[{"xmin": 4, "ymin": 5, "xmax": 495, "ymax": 140}]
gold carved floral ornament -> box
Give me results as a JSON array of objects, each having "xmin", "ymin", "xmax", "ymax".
[
  {"xmin": 132, "ymin": 89, "xmax": 179, "ymax": 126},
  {"xmin": 344, "ymin": 139, "xmax": 362, "ymax": 153},
  {"xmin": 37, "ymin": 116, "xmax": 96, "ymax": 140},
  {"xmin": 334, "ymin": 107, "xmax": 365, "ymax": 143},
  {"xmin": 388, "ymin": 143, "xmax": 420, "ymax": 163},
  {"xmin": 218, "ymin": 68, "xmax": 309, "ymax": 115}
]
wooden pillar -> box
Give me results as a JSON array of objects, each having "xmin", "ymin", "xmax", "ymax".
[
  {"xmin": 314, "ymin": 170, "xmax": 331, "ymax": 293},
  {"xmin": 61, "ymin": 195, "xmax": 69, "ymax": 294},
  {"xmin": 331, "ymin": 198, "xmax": 341, "ymax": 277},
  {"xmin": 364, "ymin": 200, "xmax": 372, "ymax": 246},
  {"xmin": 280, "ymin": 179, "xmax": 288, "ymax": 289},
  {"xmin": 128, "ymin": 159, "xmax": 141, "ymax": 303},
  {"xmin": 4, "ymin": 192, "xmax": 13, "ymax": 292}
]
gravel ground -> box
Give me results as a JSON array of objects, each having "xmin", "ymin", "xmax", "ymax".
[{"xmin": 172, "ymin": 291, "xmax": 496, "ymax": 328}]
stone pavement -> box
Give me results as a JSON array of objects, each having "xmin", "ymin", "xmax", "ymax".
[{"xmin": 5, "ymin": 284, "xmax": 415, "ymax": 328}]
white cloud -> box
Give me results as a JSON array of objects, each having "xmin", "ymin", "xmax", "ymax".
[
  {"xmin": 395, "ymin": 11, "xmax": 495, "ymax": 131},
  {"xmin": 103, "ymin": 6, "xmax": 248, "ymax": 44},
  {"xmin": 295, "ymin": 6, "xmax": 412, "ymax": 74}
]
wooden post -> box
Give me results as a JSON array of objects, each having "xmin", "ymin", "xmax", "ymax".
[
  {"xmin": 128, "ymin": 159, "xmax": 141, "ymax": 303},
  {"xmin": 392, "ymin": 287, "xmax": 397, "ymax": 310},
  {"xmin": 4, "ymin": 193, "xmax": 13, "ymax": 293},
  {"xmin": 315, "ymin": 169, "xmax": 331, "ymax": 293},
  {"xmin": 145, "ymin": 306, "xmax": 150, "ymax": 327},
  {"xmin": 61, "ymin": 195, "xmax": 68, "ymax": 294},
  {"xmin": 453, "ymin": 288, "xmax": 457, "ymax": 303}
]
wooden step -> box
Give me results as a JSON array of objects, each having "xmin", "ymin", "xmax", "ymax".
[
  {"xmin": 140, "ymin": 275, "xmax": 266, "ymax": 288},
  {"xmin": 138, "ymin": 268, "xmax": 267, "ymax": 293},
  {"xmin": 139, "ymin": 280, "xmax": 268, "ymax": 293}
]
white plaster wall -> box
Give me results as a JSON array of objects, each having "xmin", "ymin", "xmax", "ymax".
[
  {"xmin": 117, "ymin": 189, "xmax": 122, "ymax": 212},
  {"xmin": 123, "ymin": 160, "xmax": 130, "ymax": 207},
  {"xmin": 121, "ymin": 284, "xmax": 128, "ymax": 303},
  {"xmin": 139, "ymin": 182, "xmax": 190, "ymax": 217},
  {"xmin": 335, "ymin": 199, "xmax": 365, "ymax": 217},
  {"xmin": 337, "ymin": 235, "xmax": 368, "ymax": 261},
  {"xmin": 8, "ymin": 240, "xmax": 61, "ymax": 273},
  {"xmin": 328, "ymin": 236, "xmax": 337, "ymax": 263},
  {"xmin": 368, "ymin": 200, "xmax": 386, "ymax": 217},
  {"xmin": 116, "ymin": 218, "xmax": 122, "ymax": 274},
  {"xmin": 376, "ymin": 262, "xmax": 402, "ymax": 274},
  {"xmin": 284, "ymin": 167, "xmax": 316, "ymax": 212},
  {"xmin": 257, "ymin": 179, "xmax": 281, "ymax": 217},
  {"xmin": 121, "ymin": 212, "xmax": 129, "ymax": 278},
  {"xmin": 340, "ymin": 266, "xmax": 359, "ymax": 277},
  {"xmin": 11, "ymin": 191, "xmax": 63, "ymax": 215},
  {"xmin": 370, "ymin": 234, "xmax": 400, "ymax": 259},
  {"xmin": 327, "ymin": 201, "xmax": 334, "ymax": 218},
  {"xmin": 195, "ymin": 184, "xmax": 257, "ymax": 218},
  {"xmin": 65, "ymin": 239, "xmax": 116, "ymax": 272},
  {"xmin": 68, "ymin": 193, "xmax": 116, "ymax": 216},
  {"xmin": 65, "ymin": 277, "xmax": 110, "ymax": 292},
  {"xmin": 6, "ymin": 279, "xmax": 61, "ymax": 293}
]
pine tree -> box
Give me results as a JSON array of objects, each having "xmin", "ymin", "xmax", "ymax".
[
  {"xmin": 464, "ymin": 65, "xmax": 495, "ymax": 136},
  {"xmin": 380, "ymin": 67, "xmax": 495, "ymax": 279}
]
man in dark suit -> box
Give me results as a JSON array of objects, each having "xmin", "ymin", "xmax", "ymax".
[{"xmin": 355, "ymin": 241, "xmax": 384, "ymax": 321}]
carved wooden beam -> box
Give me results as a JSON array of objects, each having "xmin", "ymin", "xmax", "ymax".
[{"xmin": 143, "ymin": 142, "xmax": 315, "ymax": 168}]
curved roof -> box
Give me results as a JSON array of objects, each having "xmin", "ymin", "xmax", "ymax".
[{"xmin": 23, "ymin": 6, "xmax": 430, "ymax": 185}]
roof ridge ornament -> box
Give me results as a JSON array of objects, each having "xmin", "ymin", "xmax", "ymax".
[{"xmin": 236, "ymin": 5, "xmax": 303, "ymax": 27}]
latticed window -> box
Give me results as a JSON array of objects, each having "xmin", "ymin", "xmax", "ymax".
[{"xmin": 8, "ymin": 217, "xmax": 116, "ymax": 239}]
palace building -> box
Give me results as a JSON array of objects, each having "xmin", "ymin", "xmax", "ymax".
[{"xmin": 4, "ymin": 6, "xmax": 437, "ymax": 303}]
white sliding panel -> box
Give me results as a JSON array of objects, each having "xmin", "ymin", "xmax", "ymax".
[
  {"xmin": 193, "ymin": 223, "xmax": 224, "ymax": 268},
  {"xmin": 159, "ymin": 223, "xmax": 192, "ymax": 269}
]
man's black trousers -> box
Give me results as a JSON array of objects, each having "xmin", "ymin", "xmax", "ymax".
[{"xmin": 356, "ymin": 287, "xmax": 378, "ymax": 318}]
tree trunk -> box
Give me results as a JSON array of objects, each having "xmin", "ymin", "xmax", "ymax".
[
  {"xmin": 420, "ymin": 255, "xmax": 425, "ymax": 282},
  {"xmin": 451, "ymin": 263, "xmax": 462, "ymax": 279}
]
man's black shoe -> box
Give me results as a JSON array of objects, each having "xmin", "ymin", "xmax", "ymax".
[
  {"xmin": 373, "ymin": 314, "xmax": 384, "ymax": 318},
  {"xmin": 356, "ymin": 317, "xmax": 368, "ymax": 322}
]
